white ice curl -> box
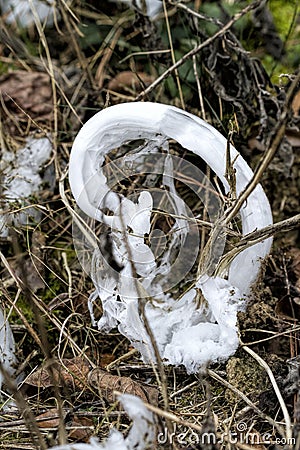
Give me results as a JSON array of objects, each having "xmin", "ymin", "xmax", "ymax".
[{"xmin": 69, "ymin": 102, "xmax": 272, "ymax": 373}]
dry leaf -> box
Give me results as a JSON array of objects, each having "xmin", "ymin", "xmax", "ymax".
[
  {"xmin": 99, "ymin": 353, "xmax": 115, "ymax": 368},
  {"xmin": 0, "ymin": 70, "xmax": 53, "ymax": 127},
  {"xmin": 25, "ymin": 357, "xmax": 91, "ymax": 390},
  {"xmin": 107, "ymin": 71, "xmax": 154, "ymax": 93},
  {"xmin": 68, "ymin": 415, "xmax": 93, "ymax": 442},
  {"xmin": 88, "ymin": 368, "xmax": 158, "ymax": 405},
  {"xmin": 292, "ymin": 90, "xmax": 300, "ymax": 116},
  {"xmin": 35, "ymin": 408, "xmax": 65, "ymax": 429},
  {"xmin": 25, "ymin": 357, "xmax": 158, "ymax": 407}
]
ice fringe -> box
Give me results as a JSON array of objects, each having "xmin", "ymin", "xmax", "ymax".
[
  {"xmin": 0, "ymin": 0, "xmax": 161, "ymax": 26},
  {"xmin": 0, "ymin": 136, "xmax": 52, "ymax": 237},
  {"xmin": 69, "ymin": 102, "xmax": 273, "ymax": 374},
  {"xmin": 0, "ymin": 310, "xmax": 16, "ymax": 392},
  {"xmin": 0, "ymin": 0, "xmax": 55, "ymax": 27},
  {"xmin": 109, "ymin": 0, "xmax": 162, "ymax": 18},
  {"xmin": 0, "ymin": 136, "xmax": 52, "ymax": 390},
  {"xmin": 50, "ymin": 393, "xmax": 155, "ymax": 450}
]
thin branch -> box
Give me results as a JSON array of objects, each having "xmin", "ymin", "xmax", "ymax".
[
  {"xmin": 216, "ymin": 213, "xmax": 300, "ymax": 274},
  {"xmin": 243, "ymin": 346, "xmax": 293, "ymax": 443},
  {"xmin": 240, "ymin": 213, "xmax": 300, "ymax": 244},
  {"xmin": 243, "ymin": 324, "xmax": 300, "ymax": 346},
  {"xmin": 29, "ymin": 0, "xmax": 58, "ymax": 172},
  {"xmin": 116, "ymin": 391, "xmax": 252, "ymax": 450},
  {"xmin": 207, "ymin": 368, "xmax": 286, "ymax": 439},
  {"xmin": 224, "ymin": 71, "xmax": 300, "ymax": 225},
  {"xmin": 0, "ymin": 364, "xmax": 47, "ymax": 450},
  {"xmin": 135, "ymin": 0, "xmax": 266, "ymax": 100},
  {"xmin": 162, "ymin": 0, "xmax": 185, "ymax": 109}
]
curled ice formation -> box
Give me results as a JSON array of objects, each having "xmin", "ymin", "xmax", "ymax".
[{"xmin": 69, "ymin": 102, "xmax": 272, "ymax": 373}]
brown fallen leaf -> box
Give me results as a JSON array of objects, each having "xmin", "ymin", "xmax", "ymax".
[
  {"xmin": 0, "ymin": 70, "xmax": 53, "ymax": 135},
  {"xmin": 68, "ymin": 415, "xmax": 93, "ymax": 442},
  {"xmin": 35, "ymin": 408, "xmax": 66, "ymax": 429},
  {"xmin": 107, "ymin": 71, "xmax": 155, "ymax": 93},
  {"xmin": 292, "ymin": 90, "xmax": 300, "ymax": 116},
  {"xmin": 35, "ymin": 408, "xmax": 93, "ymax": 442},
  {"xmin": 25, "ymin": 357, "xmax": 158, "ymax": 406},
  {"xmin": 24, "ymin": 356, "xmax": 91, "ymax": 390},
  {"xmin": 88, "ymin": 368, "xmax": 158, "ymax": 405},
  {"xmin": 99, "ymin": 353, "xmax": 115, "ymax": 368}
]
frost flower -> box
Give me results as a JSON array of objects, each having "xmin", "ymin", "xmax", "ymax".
[{"xmin": 69, "ymin": 102, "xmax": 272, "ymax": 373}]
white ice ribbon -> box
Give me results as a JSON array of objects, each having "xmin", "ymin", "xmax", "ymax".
[{"xmin": 69, "ymin": 102, "xmax": 272, "ymax": 373}]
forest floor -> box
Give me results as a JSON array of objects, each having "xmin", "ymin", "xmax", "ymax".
[{"xmin": 0, "ymin": 1, "xmax": 300, "ymax": 449}]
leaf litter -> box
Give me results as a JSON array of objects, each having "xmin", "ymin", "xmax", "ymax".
[{"xmin": 0, "ymin": 0, "xmax": 299, "ymax": 449}]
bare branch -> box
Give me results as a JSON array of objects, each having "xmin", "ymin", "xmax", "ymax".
[
  {"xmin": 135, "ymin": 0, "xmax": 267, "ymax": 100},
  {"xmin": 224, "ymin": 71, "xmax": 300, "ymax": 225}
]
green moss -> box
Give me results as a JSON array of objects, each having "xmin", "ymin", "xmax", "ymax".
[
  {"xmin": 268, "ymin": 0, "xmax": 300, "ymax": 77},
  {"xmin": 269, "ymin": 0, "xmax": 298, "ymax": 39},
  {"xmin": 8, "ymin": 294, "xmax": 35, "ymax": 324},
  {"xmin": 42, "ymin": 271, "xmax": 66, "ymax": 303},
  {"xmin": 0, "ymin": 61, "xmax": 10, "ymax": 76},
  {"xmin": 226, "ymin": 354, "xmax": 267, "ymax": 403}
]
